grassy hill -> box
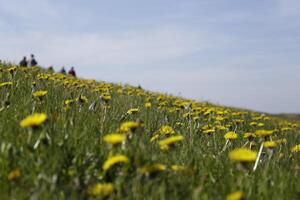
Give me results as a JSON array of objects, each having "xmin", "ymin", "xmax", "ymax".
[{"xmin": 0, "ymin": 63, "xmax": 300, "ymax": 200}]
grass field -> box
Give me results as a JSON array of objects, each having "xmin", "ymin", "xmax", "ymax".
[{"xmin": 0, "ymin": 62, "xmax": 299, "ymax": 200}]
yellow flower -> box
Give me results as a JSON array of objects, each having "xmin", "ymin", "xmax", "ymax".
[
  {"xmin": 226, "ymin": 191, "xmax": 244, "ymax": 200},
  {"xmin": 64, "ymin": 99, "xmax": 75, "ymax": 106},
  {"xmin": 87, "ymin": 183, "xmax": 113, "ymax": 197},
  {"xmin": 20, "ymin": 113, "xmax": 47, "ymax": 128},
  {"xmin": 7, "ymin": 67, "xmax": 17, "ymax": 73},
  {"xmin": 102, "ymin": 155, "xmax": 129, "ymax": 171},
  {"xmin": 127, "ymin": 108, "xmax": 139, "ymax": 115},
  {"xmin": 0, "ymin": 81, "xmax": 13, "ymax": 87},
  {"xmin": 171, "ymin": 165, "xmax": 192, "ymax": 175},
  {"xmin": 215, "ymin": 116, "xmax": 225, "ymax": 121},
  {"xmin": 203, "ymin": 128, "xmax": 215, "ymax": 135},
  {"xmin": 228, "ymin": 148, "xmax": 257, "ymax": 162},
  {"xmin": 255, "ymin": 130, "xmax": 273, "ymax": 137},
  {"xmin": 224, "ymin": 132, "xmax": 238, "ymax": 140},
  {"xmin": 263, "ymin": 141, "xmax": 277, "ymax": 148},
  {"xmin": 159, "ymin": 125, "xmax": 175, "ymax": 135},
  {"xmin": 243, "ymin": 132, "xmax": 256, "ymax": 140},
  {"xmin": 216, "ymin": 125, "xmax": 227, "ymax": 131},
  {"xmin": 291, "ymin": 144, "xmax": 300, "ymax": 153},
  {"xmin": 275, "ymin": 138, "xmax": 287, "ymax": 145},
  {"xmin": 101, "ymin": 95, "xmax": 112, "ymax": 103},
  {"xmin": 159, "ymin": 135, "xmax": 184, "ymax": 150},
  {"xmin": 139, "ymin": 163, "xmax": 166, "ymax": 175},
  {"xmin": 103, "ymin": 133, "xmax": 125, "ymax": 145},
  {"xmin": 281, "ymin": 127, "xmax": 292, "ymax": 132},
  {"xmin": 176, "ymin": 122, "xmax": 184, "ymax": 127},
  {"xmin": 150, "ymin": 134, "xmax": 160, "ymax": 142},
  {"xmin": 8, "ymin": 169, "xmax": 21, "ymax": 181},
  {"xmin": 250, "ymin": 121, "xmax": 258, "ymax": 126},
  {"xmin": 257, "ymin": 123, "xmax": 265, "ymax": 127},
  {"xmin": 145, "ymin": 102, "xmax": 152, "ymax": 108},
  {"xmin": 76, "ymin": 95, "xmax": 88, "ymax": 104},
  {"xmin": 32, "ymin": 90, "xmax": 48, "ymax": 99},
  {"xmin": 119, "ymin": 121, "xmax": 140, "ymax": 133}
]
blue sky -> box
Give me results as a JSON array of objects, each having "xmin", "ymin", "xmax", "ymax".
[{"xmin": 0, "ymin": 0, "xmax": 299, "ymax": 113}]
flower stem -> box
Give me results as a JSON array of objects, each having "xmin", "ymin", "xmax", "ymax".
[{"xmin": 253, "ymin": 142, "xmax": 264, "ymax": 171}]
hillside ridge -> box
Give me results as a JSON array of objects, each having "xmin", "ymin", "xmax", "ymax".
[{"xmin": 0, "ymin": 63, "xmax": 300, "ymax": 199}]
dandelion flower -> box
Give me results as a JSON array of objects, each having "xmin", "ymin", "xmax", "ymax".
[
  {"xmin": 224, "ymin": 132, "xmax": 238, "ymax": 140},
  {"xmin": 76, "ymin": 95, "xmax": 88, "ymax": 104},
  {"xmin": 250, "ymin": 122, "xmax": 258, "ymax": 126},
  {"xmin": 119, "ymin": 121, "xmax": 140, "ymax": 133},
  {"xmin": 243, "ymin": 133, "xmax": 256, "ymax": 140},
  {"xmin": 0, "ymin": 81, "xmax": 13, "ymax": 88},
  {"xmin": 275, "ymin": 138, "xmax": 287, "ymax": 145},
  {"xmin": 139, "ymin": 163, "xmax": 166, "ymax": 176},
  {"xmin": 102, "ymin": 155, "xmax": 129, "ymax": 171},
  {"xmin": 263, "ymin": 141, "xmax": 277, "ymax": 148},
  {"xmin": 255, "ymin": 130, "xmax": 273, "ymax": 137},
  {"xmin": 229, "ymin": 148, "xmax": 257, "ymax": 162},
  {"xmin": 150, "ymin": 134, "xmax": 160, "ymax": 142},
  {"xmin": 127, "ymin": 108, "xmax": 139, "ymax": 115},
  {"xmin": 159, "ymin": 135, "xmax": 184, "ymax": 150},
  {"xmin": 291, "ymin": 144, "xmax": 300, "ymax": 153},
  {"xmin": 8, "ymin": 169, "xmax": 21, "ymax": 181},
  {"xmin": 20, "ymin": 113, "xmax": 47, "ymax": 128},
  {"xmin": 226, "ymin": 191, "xmax": 244, "ymax": 200},
  {"xmin": 32, "ymin": 90, "xmax": 48, "ymax": 99},
  {"xmin": 159, "ymin": 125, "xmax": 175, "ymax": 135},
  {"xmin": 101, "ymin": 95, "xmax": 112, "ymax": 103},
  {"xmin": 145, "ymin": 102, "xmax": 152, "ymax": 108},
  {"xmin": 87, "ymin": 183, "xmax": 113, "ymax": 197},
  {"xmin": 171, "ymin": 165, "xmax": 192, "ymax": 175},
  {"xmin": 203, "ymin": 129, "xmax": 215, "ymax": 135},
  {"xmin": 7, "ymin": 67, "xmax": 17, "ymax": 74},
  {"xmin": 103, "ymin": 133, "xmax": 125, "ymax": 145}
]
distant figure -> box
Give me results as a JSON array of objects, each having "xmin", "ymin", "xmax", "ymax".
[
  {"xmin": 47, "ymin": 66, "xmax": 54, "ymax": 72},
  {"xmin": 60, "ymin": 67, "xmax": 66, "ymax": 74},
  {"xmin": 28, "ymin": 54, "xmax": 38, "ymax": 67},
  {"xmin": 68, "ymin": 67, "xmax": 76, "ymax": 77},
  {"xmin": 19, "ymin": 56, "xmax": 28, "ymax": 67}
]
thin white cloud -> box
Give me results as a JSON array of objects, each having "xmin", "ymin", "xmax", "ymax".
[{"xmin": 0, "ymin": 26, "xmax": 228, "ymax": 67}]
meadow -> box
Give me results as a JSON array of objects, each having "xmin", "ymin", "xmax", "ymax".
[{"xmin": 0, "ymin": 63, "xmax": 299, "ymax": 200}]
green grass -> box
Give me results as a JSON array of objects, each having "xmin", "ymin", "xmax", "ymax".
[{"xmin": 0, "ymin": 63, "xmax": 300, "ymax": 200}]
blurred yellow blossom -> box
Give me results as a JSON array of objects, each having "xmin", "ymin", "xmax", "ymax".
[
  {"xmin": 226, "ymin": 191, "xmax": 244, "ymax": 200},
  {"xmin": 229, "ymin": 148, "xmax": 257, "ymax": 162},
  {"xmin": 159, "ymin": 135, "xmax": 184, "ymax": 150},
  {"xmin": 87, "ymin": 183, "xmax": 113, "ymax": 197},
  {"xmin": 103, "ymin": 133, "xmax": 126, "ymax": 145},
  {"xmin": 20, "ymin": 113, "xmax": 47, "ymax": 128},
  {"xmin": 291, "ymin": 144, "xmax": 300, "ymax": 153},
  {"xmin": 224, "ymin": 132, "xmax": 238, "ymax": 140},
  {"xmin": 102, "ymin": 155, "xmax": 129, "ymax": 171},
  {"xmin": 8, "ymin": 169, "xmax": 21, "ymax": 181}
]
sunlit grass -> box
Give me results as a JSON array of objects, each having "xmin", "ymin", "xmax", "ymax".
[{"xmin": 0, "ymin": 62, "xmax": 299, "ymax": 199}]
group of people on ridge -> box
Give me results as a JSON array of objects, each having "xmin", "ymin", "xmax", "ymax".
[
  {"xmin": 19, "ymin": 54, "xmax": 38, "ymax": 67},
  {"xmin": 57, "ymin": 66, "xmax": 76, "ymax": 77},
  {"xmin": 19, "ymin": 54, "xmax": 77, "ymax": 77}
]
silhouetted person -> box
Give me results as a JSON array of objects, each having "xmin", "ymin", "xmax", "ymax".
[
  {"xmin": 47, "ymin": 66, "xmax": 54, "ymax": 72},
  {"xmin": 19, "ymin": 57, "xmax": 28, "ymax": 67},
  {"xmin": 60, "ymin": 67, "xmax": 66, "ymax": 74},
  {"xmin": 68, "ymin": 67, "xmax": 76, "ymax": 77},
  {"xmin": 28, "ymin": 54, "xmax": 38, "ymax": 67}
]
